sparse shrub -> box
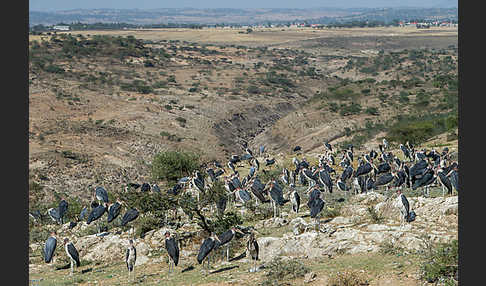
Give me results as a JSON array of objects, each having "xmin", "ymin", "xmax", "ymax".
[
  {"xmin": 44, "ymin": 64, "xmax": 65, "ymax": 74},
  {"xmin": 175, "ymin": 116, "xmax": 186, "ymax": 127},
  {"xmin": 328, "ymin": 270, "xmax": 369, "ymax": 286},
  {"xmin": 367, "ymin": 206, "xmax": 384, "ymax": 223},
  {"xmin": 329, "ymin": 102, "xmax": 339, "ymax": 112},
  {"xmin": 262, "ymin": 257, "xmax": 310, "ymax": 286},
  {"xmin": 379, "ymin": 239, "xmax": 404, "ymax": 255},
  {"xmin": 361, "ymin": 88, "xmax": 371, "ymax": 95}
]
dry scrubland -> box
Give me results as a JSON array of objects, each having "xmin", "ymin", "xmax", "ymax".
[{"xmin": 29, "ymin": 26, "xmax": 458, "ymax": 285}]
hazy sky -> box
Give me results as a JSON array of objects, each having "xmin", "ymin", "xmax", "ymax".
[{"xmin": 30, "ymin": 0, "xmax": 457, "ymax": 12}]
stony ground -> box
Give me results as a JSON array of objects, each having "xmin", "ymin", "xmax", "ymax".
[{"xmin": 29, "ymin": 188, "xmax": 458, "ymax": 286}]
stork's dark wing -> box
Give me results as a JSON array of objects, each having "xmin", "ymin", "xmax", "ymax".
[
  {"xmin": 355, "ymin": 163, "xmax": 371, "ymax": 177},
  {"xmin": 87, "ymin": 205, "xmax": 106, "ymax": 224},
  {"xmin": 375, "ymin": 173, "xmax": 394, "ymax": 187},
  {"xmin": 197, "ymin": 238, "xmax": 215, "ymax": 264},
  {"xmin": 294, "ymin": 191, "xmax": 300, "ymax": 208},
  {"xmin": 238, "ymin": 189, "xmax": 252, "ymax": 203},
  {"xmin": 141, "ymin": 183, "xmax": 151, "ymax": 192},
  {"xmin": 125, "ymin": 248, "xmax": 129, "ymax": 267},
  {"xmin": 67, "ymin": 243, "xmax": 80, "ymax": 267},
  {"xmin": 310, "ymin": 198, "xmax": 325, "ymax": 218},
  {"xmin": 216, "ymin": 196, "xmax": 227, "ymax": 214},
  {"xmin": 80, "ymin": 207, "xmax": 88, "ymax": 221},
  {"xmin": 401, "ymin": 195, "xmax": 410, "ymax": 217},
  {"xmin": 108, "ymin": 202, "xmax": 121, "ymax": 223},
  {"xmin": 253, "ymin": 239, "xmax": 259, "ymax": 260},
  {"xmin": 217, "ymin": 230, "xmax": 234, "ymax": 246},
  {"xmin": 44, "ymin": 237, "xmax": 57, "ymax": 263},
  {"xmin": 58, "ymin": 200, "xmax": 68, "ymax": 217},
  {"xmin": 270, "ymin": 185, "xmax": 285, "ymax": 205},
  {"xmin": 121, "ymin": 209, "xmax": 139, "ymax": 226}
]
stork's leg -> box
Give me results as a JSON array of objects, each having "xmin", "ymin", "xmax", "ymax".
[
  {"xmin": 442, "ymin": 185, "xmax": 445, "ymax": 197},
  {"xmin": 70, "ymin": 260, "xmax": 73, "ymax": 276},
  {"xmin": 227, "ymin": 244, "xmax": 230, "ymax": 262}
]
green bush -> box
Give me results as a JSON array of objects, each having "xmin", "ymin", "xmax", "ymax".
[
  {"xmin": 420, "ymin": 240, "xmax": 458, "ymax": 284},
  {"xmin": 151, "ymin": 150, "xmax": 200, "ymax": 184},
  {"xmin": 339, "ymin": 103, "xmax": 362, "ymax": 116},
  {"xmin": 365, "ymin": 107, "xmax": 379, "ymax": 116},
  {"xmin": 44, "ymin": 64, "xmax": 65, "ymax": 74},
  {"xmin": 399, "ymin": 91, "xmax": 409, "ymax": 103}
]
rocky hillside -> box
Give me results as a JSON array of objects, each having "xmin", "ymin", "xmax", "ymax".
[
  {"xmin": 29, "ymin": 30, "xmax": 457, "ymax": 210},
  {"xmin": 29, "ymin": 190, "xmax": 458, "ymax": 285}
]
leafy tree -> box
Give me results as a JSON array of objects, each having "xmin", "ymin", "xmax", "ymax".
[{"xmin": 151, "ymin": 150, "xmax": 200, "ymax": 184}]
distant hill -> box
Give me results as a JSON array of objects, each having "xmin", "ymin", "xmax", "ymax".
[{"xmin": 29, "ymin": 7, "xmax": 457, "ymax": 27}]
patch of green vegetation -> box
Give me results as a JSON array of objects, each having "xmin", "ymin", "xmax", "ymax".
[
  {"xmin": 151, "ymin": 150, "xmax": 200, "ymax": 184},
  {"xmin": 387, "ymin": 113, "xmax": 457, "ymax": 145},
  {"xmin": 420, "ymin": 239, "xmax": 458, "ymax": 285},
  {"xmin": 339, "ymin": 103, "xmax": 362, "ymax": 116},
  {"xmin": 121, "ymin": 79, "xmax": 153, "ymax": 94}
]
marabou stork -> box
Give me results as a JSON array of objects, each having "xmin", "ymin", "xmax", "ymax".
[
  {"xmin": 140, "ymin": 182, "xmax": 151, "ymax": 192},
  {"xmin": 412, "ymin": 168, "xmax": 436, "ymax": 197},
  {"xmin": 44, "ymin": 232, "xmax": 57, "ymax": 264},
  {"xmin": 437, "ymin": 168, "xmax": 452, "ymax": 196},
  {"xmin": 400, "ymin": 144, "xmax": 411, "ymax": 162},
  {"xmin": 290, "ymin": 185, "xmax": 300, "ymax": 214},
  {"xmin": 95, "ymin": 186, "xmax": 109, "ymax": 204},
  {"xmin": 64, "ymin": 238, "xmax": 80, "ymax": 276},
  {"xmin": 317, "ymin": 168, "xmax": 333, "ymax": 193},
  {"xmin": 215, "ymin": 227, "xmax": 245, "ymax": 262},
  {"xmin": 121, "ymin": 208, "xmax": 139, "ymax": 238},
  {"xmin": 247, "ymin": 231, "xmax": 259, "ymax": 272},
  {"xmin": 87, "ymin": 203, "xmax": 107, "ymax": 233},
  {"xmin": 197, "ymin": 232, "xmax": 222, "ymax": 272},
  {"xmin": 373, "ymin": 172, "xmax": 395, "ymax": 197},
  {"xmin": 268, "ymin": 181, "xmax": 288, "ymax": 218},
  {"xmin": 58, "ymin": 199, "xmax": 68, "ymax": 224},
  {"xmin": 165, "ymin": 231, "xmax": 179, "ymax": 273},
  {"xmin": 126, "ymin": 239, "xmax": 137, "ymax": 281},
  {"xmin": 396, "ymin": 189, "xmax": 410, "ymax": 228},
  {"xmin": 249, "ymin": 177, "xmax": 270, "ymax": 205},
  {"xmin": 308, "ymin": 189, "xmax": 325, "ymax": 231},
  {"xmin": 446, "ymin": 167, "xmax": 459, "ymax": 194},
  {"xmin": 107, "ymin": 201, "xmax": 122, "ymax": 223}
]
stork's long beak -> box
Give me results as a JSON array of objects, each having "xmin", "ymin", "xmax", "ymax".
[{"xmin": 215, "ymin": 236, "xmax": 222, "ymax": 243}]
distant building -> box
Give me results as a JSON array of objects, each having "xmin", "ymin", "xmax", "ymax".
[{"xmin": 52, "ymin": 25, "xmax": 70, "ymax": 31}]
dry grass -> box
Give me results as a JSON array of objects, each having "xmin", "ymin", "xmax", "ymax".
[{"xmin": 33, "ymin": 26, "xmax": 458, "ymax": 47}]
